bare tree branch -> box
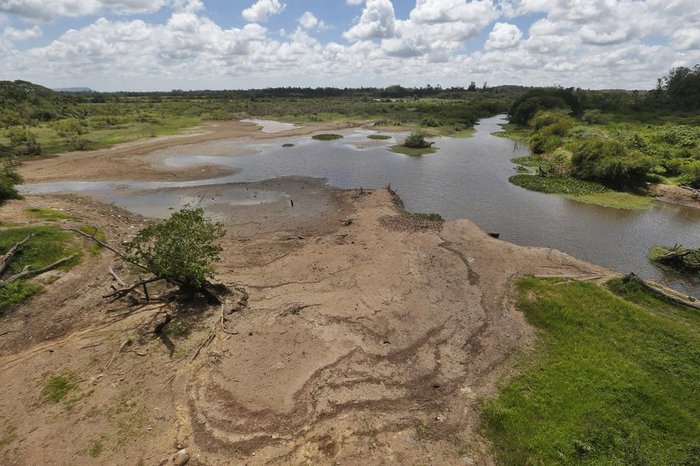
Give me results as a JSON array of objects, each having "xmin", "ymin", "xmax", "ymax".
[
  {"xmin": 1, "ymin": 254, "xmax": 78, "ymax": 285},
  {"xmin": 0, "ymin": 234, "xmax": 33, "ymax": 276}
]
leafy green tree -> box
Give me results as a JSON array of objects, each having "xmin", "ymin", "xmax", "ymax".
[
  {"xmin": 509, "ymin": 88, "xmax": 583, "ymax": 126},
  {"xmin": 661, "ymin": 65, "xmax": 700, "ymax": 110},
  {"xmin": 124, "ymin": 207, "xmax": 226, "ymax": 292}
]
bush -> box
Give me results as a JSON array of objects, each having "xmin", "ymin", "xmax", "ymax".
[
  {"xmin": 403, "ymin": 132, "xmax": 432, "ymax": 149},
  {"xmin": 571, "ymin": 137, "xmax": 652, "ymax": 186},
  {"xmin": 682, "ymin": 160, "xmax": 700, "ymax": 188},
  {"xmin": 124, "ymin": 207, "xmax": 225, "ymax": 292}
]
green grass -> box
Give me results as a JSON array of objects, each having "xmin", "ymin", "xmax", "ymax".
[
  {"xmin": 483, "ymin": 276, "xmax": 700, "ymax": 465},
  {"xmin": 389, "ymin": 144, "xmax": 438, "ymax": 156},
  {"xmin": 312, "ymin": 133, "xmax": 343, "ymax": 141},
  {"xmin": 492, "ymin": 123, "xmax": 529, "ymax": 142},
  {"xmin": 0, "ymin": 281, "xmax": 43, "ymax": 317},
  {"xmin": 368, "ymin": 134, "xmax": 392, "ymax": 140},
  {"xmin": 26, "ymin": 207, "xmax": 77, "ymax": 221},
  {"xmin": 41, "ymin": 374, "xmax": 77, "ymax": 404},
  {"xmin": 0, "ymin": 225, "xmax": 82, "ymax": 315},
  {"xmin": 509, "ymin": 175, "xmax": 652, "ymax": 209}
]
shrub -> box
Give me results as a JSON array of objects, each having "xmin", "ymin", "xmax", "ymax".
[
  {"xmin": 571, "ymin": 137, "xmax": 652, "ymax": 186},
  {"xmin": 403, "ymin": 132, "xmax": 432, "ymax": 149}
]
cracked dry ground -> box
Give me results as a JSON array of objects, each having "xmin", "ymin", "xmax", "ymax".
[{"xmin": 0, "ymin": 185, "xmax": 610, "ymax": 465}]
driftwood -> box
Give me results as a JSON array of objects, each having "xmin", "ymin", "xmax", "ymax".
[
  {"xmin": 65, "ymin": 228, "xmax": 149, "ymax": 271},
  {"xmin": 0, "ymin": 234, "xmax": 32, "ymax": 275},
  {"xmin": 104, "ymin": 276, "xmax": 162, "ymax": 301},
  {"xmin": 623, "ymin": 273, "xmax": 700, "ymax": 311},
  {"xmin": 1, "ymin": 254, "xmax": 78, "ymax": 285}
]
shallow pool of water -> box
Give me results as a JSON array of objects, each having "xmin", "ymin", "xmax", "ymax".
[{"xmin": 23, "ymin": 116, "xmax": 700, "ymax": 295}]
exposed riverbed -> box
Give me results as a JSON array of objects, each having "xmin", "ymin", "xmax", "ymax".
[{"xmin": 22, "ymin": 116, "xmax": 700, "ymax": 295}]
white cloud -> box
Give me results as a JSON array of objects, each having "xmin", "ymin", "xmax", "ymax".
[
  {"xmin": 0, "ymin": 0, "xmax": 169, "ymax": 21},
  {"xmin": 0, "ymin": 0, "xmax": 697, "ymax": 91},
  {"xmin": 343, "ymin": 0, "xmax": 396, "ymax": 41},
  {"xmin": 298, "ymin": 11, "xmax": 326, "ymax": 31},
  {"xmin": 241, "ymin": 0, "xmax": 286, "ymax": 23},
  {"xmin": 485, "ymin": 22, "xmax": 522, "ymax": 49},
  {"xmin": 672, "ymin": 28, "xmax": 700, "ymax": 50},
  {"xmin": 2, "ymin": 25, "xmax": 41, "ymax": 41}
]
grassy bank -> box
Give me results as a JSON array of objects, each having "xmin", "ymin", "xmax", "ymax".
[
  {"xmin": 509, "ymin": 174, "xmax": 652, "ymax": 209},
  {"xmin": 0, "ymin": 225, "xmax": 83, "ymax": 316},
  {"xmin": 483, "ymin": 276, "xmax": 700, "ymax": 465}
]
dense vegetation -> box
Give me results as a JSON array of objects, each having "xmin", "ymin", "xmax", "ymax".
[
  {"xmin": 484, "ymin": 275, "xmax": 700, "ymax": 465},
  {"xmin": 507, "ymin": 66, "xmax": 700, "ymax": 200}
]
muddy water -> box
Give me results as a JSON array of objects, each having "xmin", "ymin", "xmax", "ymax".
[{"xmin": 22, "ymin": 116, "xmax": 700, "ymax": 295}]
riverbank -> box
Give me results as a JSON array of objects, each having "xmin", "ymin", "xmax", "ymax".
[
  {"xmin": 18, "ymin": 119, "xmax": 361, "ymax": 183},
  {"xmin": 0, "ymin": 172, "xmax": 616, "ymax": 464}
]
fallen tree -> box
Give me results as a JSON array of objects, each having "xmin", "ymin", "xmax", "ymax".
[{"xmin": 649, "ymin": 244, "xmax": 700, "ymax": 274}]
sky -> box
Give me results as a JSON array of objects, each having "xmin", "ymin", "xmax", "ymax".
[{"xmin": 0, "ymin": 0, "xmax": 698, "ymax": 91}]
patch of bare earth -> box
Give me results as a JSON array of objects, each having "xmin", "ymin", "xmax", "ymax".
[{"xmin": 0, "ymin": 181, "xmax": 611, "ymax": 465}]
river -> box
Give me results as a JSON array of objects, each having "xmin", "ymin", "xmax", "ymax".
[{"xmin": 23, "ymin": 116, "xmax": 700, "ymax": 295}]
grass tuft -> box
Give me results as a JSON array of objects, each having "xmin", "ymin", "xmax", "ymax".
[
  {"xmin": 26, "ymin": 208, "xmax": 77, "ymax": 221},
  {"xmin": 41, "ymin": 374, "xmax": 77, "ymax": 404},
  {"xmin": 368, "ymin": 134, "xmax": 392, "ymax": 140}
]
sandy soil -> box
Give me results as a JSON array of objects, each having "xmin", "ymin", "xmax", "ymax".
[
  {"xmin": 19, "ymin": 120, "xmax": 364, "ymax": 183},
  {"xmin": 0, "ymin": 178, "xmax": 611, "ymax": 465},
  {"xmin": 653, "ymin": 183, "xmax": 700, "ymax": 209}
]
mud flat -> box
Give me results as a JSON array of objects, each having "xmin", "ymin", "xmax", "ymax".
[{"xmin": 0, "ymin": 174, "xmax": 610, "ymax": 464}]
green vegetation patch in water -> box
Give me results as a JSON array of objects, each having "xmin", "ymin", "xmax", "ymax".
[
  {"xmin": 483, "ymin": 276, "xmax": 700, "ymax": 465},
  {"xmin": 311, "ymin": 133, "xmax": 343, "ymax": 141},
  {"xmin": 509, "ymin": 174, "xmax": 651, "ymax": 209},
  {"xmin": 367, "ymin": 134, "xmax": 392, "ymax": 140}
]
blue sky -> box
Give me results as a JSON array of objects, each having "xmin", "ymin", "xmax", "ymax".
[{"xmin": 0, "ymin": 0, "xmax": 698, "ymax": 91}]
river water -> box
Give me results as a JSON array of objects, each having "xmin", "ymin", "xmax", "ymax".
[{"xmin": 23, "ymin": 116, "xmax": 700, "ymax": 295}]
